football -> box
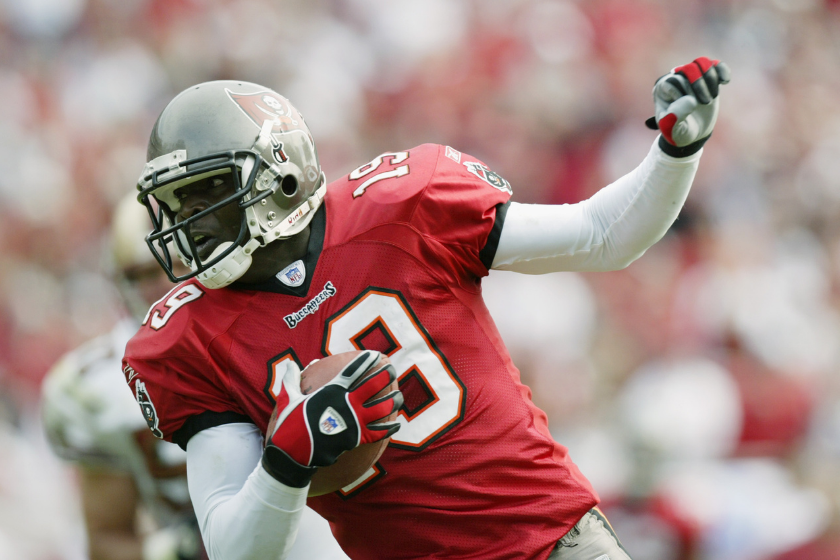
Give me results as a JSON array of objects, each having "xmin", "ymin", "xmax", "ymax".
[{"xmin": 266, "ymin": 351, "xmax": 399, "ymax": 496}]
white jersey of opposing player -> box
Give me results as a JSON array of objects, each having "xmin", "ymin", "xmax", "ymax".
[
  {"xmin": 41, "ymin": 318, "xmax": 191, "ymax": 524},
  {"xmin": 42, "ymin": 318, "xmax": 351, "ymax": 559}
]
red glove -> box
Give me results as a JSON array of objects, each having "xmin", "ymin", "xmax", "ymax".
[{"xmin": 262, "ymin": 350, "xmax": 402, "ymax": 488}]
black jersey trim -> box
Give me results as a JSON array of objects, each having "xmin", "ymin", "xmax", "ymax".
[
  {"xmin": 229, "ymin": 203, "xmax": 326, "ymax": 297},
  {"xmin": 172, "ymin": 411, "xmax": 255, "ymax": 451},
  {"xmin": 479, "ymin": 200, "xmax": 511, "ymax": 271}
]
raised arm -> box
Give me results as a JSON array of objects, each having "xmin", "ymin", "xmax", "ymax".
[{"xmin": 492, "ymin": 57, "xmax": 730, "ymax": 274}]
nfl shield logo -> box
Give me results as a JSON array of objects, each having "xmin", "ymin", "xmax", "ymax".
[
  {"xmin": 319, "ymin": 407, "xmax": 348, "ymax": 435},
  {"xmin": 277, "ymin": 259, "xmax": 306, "ymax": 287}
]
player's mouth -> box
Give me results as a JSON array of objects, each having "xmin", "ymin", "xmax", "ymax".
[{"xmin": 190, "ymin": 233, "xmax": 218, "ymax": 260}]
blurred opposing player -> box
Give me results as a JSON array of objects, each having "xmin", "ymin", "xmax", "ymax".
[
  {"xmin": 124, "ymin": 58, "xmax": 730, "ymax": 559},
  {"xmin": 42, "ymin": 195, "xmax": 204, "ymax": 560}
]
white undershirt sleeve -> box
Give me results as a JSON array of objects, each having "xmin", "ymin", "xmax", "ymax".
[
  {"xmin": 186, "ymin": 423, "xmax": 309, "ymax": 560},
  {"xmin": 491, "ymin": 139, "xmax": 701, "ymax": 273}
]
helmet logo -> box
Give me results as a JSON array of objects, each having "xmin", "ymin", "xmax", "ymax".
[
  {"xmin": 226, "ymin": 89, "xmax": 313, "ymax": 166},
  {"xmin": 261, "ymin": 94, "xmax": 289, "ymax": 116},
  {"xmin": 226, "ymin": 89, "xmax": 309, "ymax": 135}
]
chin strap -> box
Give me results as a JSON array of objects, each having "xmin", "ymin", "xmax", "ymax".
[{"xmin": 196, "ymin": 238, "xmax": 261, "ymax": 289}]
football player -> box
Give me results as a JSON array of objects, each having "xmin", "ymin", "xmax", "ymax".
[
  {"xmin": 43, "ymin": 195, "xmax": 350, "ymax": 559},
  {"xmin": 124, "ymin": 57, "xmax": 730, "ymax": 559},
  {"xmin": 41, "ymin": 194, "xmax": 204, "ymax": 560}
]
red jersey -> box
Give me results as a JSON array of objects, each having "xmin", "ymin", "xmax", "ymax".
[{"xmin": 124, "ymin": 144, "xmax": 598, "ymax": 559}]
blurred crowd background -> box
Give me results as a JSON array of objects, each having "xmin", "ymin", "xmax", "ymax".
[{"xmin": 1, "ymin": 0, "xmax": 840, "ymax": 558}]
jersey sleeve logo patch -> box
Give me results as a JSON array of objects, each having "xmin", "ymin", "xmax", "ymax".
[
  {"xmin": 463, "ymin": 161, "xmax": 512, "ymax": 194},
  {"xmin": 134, "ymin": 380, "xmax": 164, "ymax": 439}
]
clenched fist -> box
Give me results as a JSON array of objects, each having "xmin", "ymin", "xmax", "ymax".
[{"xmin": 646, "ymin": 57, "xmax": 732, "ymax": 157}]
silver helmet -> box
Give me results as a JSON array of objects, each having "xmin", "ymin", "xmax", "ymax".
[{"xmin": 137, "ymin": 81, "xmax": 326, "ymax": 289}]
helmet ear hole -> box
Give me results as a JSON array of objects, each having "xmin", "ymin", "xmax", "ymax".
[{"xmin": 280, "ymin": 175, "xmax": 298, "ymax": 197}]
